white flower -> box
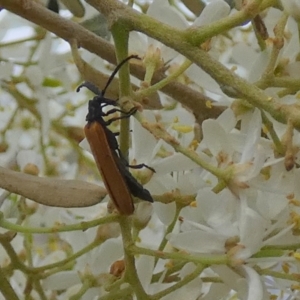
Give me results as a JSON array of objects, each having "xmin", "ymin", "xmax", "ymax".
[
  {"xmin": 129, "ymin": 0, "xmax": 189, "ymax": 62},
  {"xmin": 210, "ymin": 264, "xmax": 269, "ymax": 300},
  {"xmin": 184, "ymin": 0, "xmax": 231, "ymax": 96},
  {"xmin": 199, "ymin": 108, "xmax": 282, "ymax": 193},
  {"xmin": 130, "ymin": 111, "xmax": 203, "ymax": 225}
]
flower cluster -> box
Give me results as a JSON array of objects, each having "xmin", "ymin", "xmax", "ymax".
[{"xmin": 0, "ymin": 0, "xmax": 300, "ymax": 299}]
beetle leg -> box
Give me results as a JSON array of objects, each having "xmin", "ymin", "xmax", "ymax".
[
  {"xmin": 126, "ymin": 163, "xmax": 156, "ymax": 173},
  {"xmin": 117, "ymin": 151, "xmax": 155, "ymax": 173},
  {"xmin": 105, "ymin": 107, "xmax": 137, "ymax": 125},
  {"xmin": 105, "ymin": 106, "xmax": 137, "ymax": 116}
]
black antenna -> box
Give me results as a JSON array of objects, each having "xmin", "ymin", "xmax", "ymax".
[
  {"xmin": 101, "ymin": 55, "xmax": 140, "ymax": 96},
  {"xmin": 76, "ymin": 55, "xmax": 140, "ymax": 96}
]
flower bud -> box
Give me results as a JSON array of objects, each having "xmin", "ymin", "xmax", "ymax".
[
  {"xmin": 110, "ymin": 260, "xmax": 125, "ymax": 278},
  {"xmin": 95, "ymin": 223, "xmax": 120, "ymax": 241},
  {"xmin": 133, "ymin": 202, "xmax": 153, "ymax": 230}
]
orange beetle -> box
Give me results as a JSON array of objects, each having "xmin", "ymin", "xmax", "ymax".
[{"xmin": 78, "ymin": 56, "xmax": 153, "ymax": 215}]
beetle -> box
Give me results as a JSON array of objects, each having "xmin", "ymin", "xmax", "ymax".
[{"xmin": 78, "ymin": 55, "xmax": 154, "ymax": 214}]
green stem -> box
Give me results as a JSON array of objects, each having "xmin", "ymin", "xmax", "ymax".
[
  {"xmin": 141, "ymin": 121, "xmax": 231, "ymax": 181},
  {"xmin": 0, "ymin": 212, "xmax": 119, "ymax": 234},
  {"xmin": 135, "ymin": 59, "xmax": 192, "ymax": 100},
  {"xmin": 156, "ymin": 204, "xmax": 183, "ymax": 258},
  {"xmin": 69, "ymin": 278, "xmax": 91, "ymax": 300},
  {"xmin": 111, "ymin": 23, "xmax": 132, "ymax": 159},
  {"xmin": 36, "ymin": 238, "xmax": 103, "ymax": 275},
  {"xmin": 258, "ymin": 77, "xmax": 300, "ymax": 90},
  {"xmin": 119, "ymin": 216, "xmax": 149, "ymax": 299},
  {"xmin": 151, "ymin": 264, "xmax": 205, "ymax": 300},
  {"xmin": 251, "ymin": 16, "xmax": 267, "ymax": 51},
  {"xmin": 254, "ymin": 265, "xmax": 300, "ymax": 282},
  {"xmin": 151, "ymin": 261, "xmax": 185, "ymax": 283},
  {"xmin": 0, "ymin": 266, "xmax": 19, "ymax": 300},
  {"xmin": 99, "ymin": 286, "xmax": 132, "ymax": 300},
  {"xmin": 261, "ymin": 110, "xmax": 285, "ymax": 155},
  {"xmin": 0, "ymin": 34, "xmax": 45, "ymax": 48},
  {"xmin": 250, "ymin": 248, "xmax": 285, "ymax": 258},
  {"xmin": 32, "ymin": 277, "xmax": 47, "ymax": 300},
  {"xmin": 261, "ymin": 12, "xmax": 288, "ymax": 79},
  {"xmin": 88, "ymin": 0, "xmax": 300, "ymax": 130},
  {"xmin": 0, "ymin": 236, "xmax": 29, "ymax": 273},
  {"xmin": 130, "ymin": 245, "xmax": 229, "ymax": 265},
  {"xmin": 262, "ymin": 243, "xmax": 300, "ymax": 251},
  {"xmin": 96, "ymin": 0, "xmax": 276, "ymax": 46}
]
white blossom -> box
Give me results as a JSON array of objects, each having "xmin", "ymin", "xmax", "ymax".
[{"xmin": 1, "ymin": 1, "xmax": 300, "ymax": 299}]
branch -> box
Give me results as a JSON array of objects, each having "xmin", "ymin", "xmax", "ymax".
[
  {"xmin": 87, "ymin": 0, "xmax": 300, "ymax": 131},
  {"xmin": 0, "ymin": 0, "xmax": 223, "ymax": 124}
]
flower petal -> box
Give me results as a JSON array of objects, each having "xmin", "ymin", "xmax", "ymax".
[{"xmin": 168, "ymin": 230, "xmax": 226, "ymax": 253}]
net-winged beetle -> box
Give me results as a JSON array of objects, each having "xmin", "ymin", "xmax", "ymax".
[{"xmin": 77, "ymin": 55, "xmax": 154, "ymax": 215}]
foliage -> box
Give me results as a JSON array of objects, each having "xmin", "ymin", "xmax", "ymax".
[{"xmin": 0, "ymin": 0, "xmax": 300, "ymax": 299}]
